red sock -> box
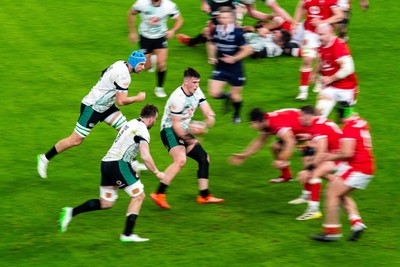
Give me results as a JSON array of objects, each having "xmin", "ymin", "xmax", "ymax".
[
  {"xmin": 323, "ymin": 224, "xmax": 341, "ymax": 235},
  {"xmin": 310, "ymin": 182, "xmax": 321, "ymax": 202},
  {"xmin": 349, "ymin": 214, "xmax": 363, "ymax": 226},
  {"xmin": 300, "ymin": 68, "xmax": 312, "ymax": 86},
  {"xmin": 304, "ymin": 182, "xmax": 311, "ymax": 191},
  {"xmin": 281, "ymin": 166, "xmax": 292, "ymax": 180}
]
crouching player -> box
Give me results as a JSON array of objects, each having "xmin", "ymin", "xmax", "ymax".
[
  {"xmin": 310, "ymin": 107, "xmax": 375, "ymax": 241},
  {"xmin": 59, "ymin": 104, "xmax": 166, "ymax": 242}
]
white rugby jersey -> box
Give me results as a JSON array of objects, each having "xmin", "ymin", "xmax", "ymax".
[
  {"xmin": 102, "ymin": 119, "xmax": 150, "ymax": 162},
  {"xmin": 82, "ymin": 61, "xmax": 131, "ymax": 113},
  {"xmin": 132, "ymin": 0, "xmax": 180, "ymax": 39},
  {"xmin": 244, "ymin": 32, "xmax": 283, "ymax": 57},
  {"xmin": 161, "ymin": 86, "xmax": 207, "ymax": 130}
]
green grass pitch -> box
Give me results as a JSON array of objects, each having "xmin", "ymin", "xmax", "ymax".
[{"xmin": 1, "ymin": 1, "xmax": 399, "ymax": 266}]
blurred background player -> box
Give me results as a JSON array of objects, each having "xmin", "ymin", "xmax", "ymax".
[
  {"xmin": 59, "ymin": 104, "xmax": 166, "ymax": 242},
  {"xmin": 311, "ymin": 108, "xmax": 375, "ymax": 242},
  {"xmin": 150, "ymin": 67, "xmax": 224, "ymax": 209},
  {"xmin": 128, "ymin": 0, "xmax": 183, "ymax": 97},
  {"xmin": 229, "ymin": 108, "xmax": 309, "ymax": 183},
  {"xmin": 207, "ymin": 6, "xmax": 252, "ymax": 123},
  {"xmin": 314, "ymin": 23, "xmax": 358, "ymax": 118},
  {"xmin": 336, "ymin": 0, "xmax": 369, "ymax": 41},
  {"xmin": 37, "ymin": 51, "xmax": 147, "ymax": 179},
  {"xmin": 292, "ymin": 0, "xmax": 343, "ymax": 101}
]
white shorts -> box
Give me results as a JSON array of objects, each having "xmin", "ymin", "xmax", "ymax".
[
  {"xmin": 301, "ymin": 30, "xmax": 320, "ymax": 58},
  {"xmin": 335, "ymin": 162, "xmax": 373, "ymax": 189},
  {"xmin": 319, "ymin": 86, "xmax": 357, "ymax": 104}
]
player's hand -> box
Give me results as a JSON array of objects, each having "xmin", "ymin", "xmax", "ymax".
[
  {"xmin": 136, "ymin": 92, "xmax": 146, "ymax": 102},
  {"xmin": 296, "ymin": 170, "xmax": 311, "ymax": 184},
  {"xmin": 155, "ymin": 171, "xmax": 167, "ymax": 180},
  {"xmin": 321, "ymin": 76, "xmax": 334, "ymax": 86},
  {"xmin": 129, "ymin": 32, "xmax": 138, "ymax": 43},
  {"xmin": 208, "ymin": 58, "xmax": 218, "ymax": 65},
  {"xmin": 219, "ymin": 54, "xmax": 236, "ymax": 64},
  {"xmin": 360, "ymin": 0, "xmax": 369, "ymax": 11},
  {"xmin": 165, "ymin": 30, "xmax": 175, "ymax": 39},
  {"xmin": 189, "ymin": 121, "xmax": 208, "ymax": 135},
  {"xmin": 229, "ymin": 154, "xmax": 246, "ymax": 165},
  {"xmin": 310, "ymin": 18, "xmax": 322, "ymax": 27}
]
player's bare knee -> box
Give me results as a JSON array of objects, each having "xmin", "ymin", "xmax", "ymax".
[{"xmin": 100, "ymin": 198, "xmax": 115, "ymax": 209}]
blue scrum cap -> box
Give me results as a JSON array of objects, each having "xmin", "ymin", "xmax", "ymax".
[{"xmin": 128, "ymin": 50, "xmax": 146, "ymax": 69}]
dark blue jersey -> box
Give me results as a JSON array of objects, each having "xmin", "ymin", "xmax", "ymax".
[{"xmin": 211, "ymin": 24, "xmax": 246, "ymax": 71}]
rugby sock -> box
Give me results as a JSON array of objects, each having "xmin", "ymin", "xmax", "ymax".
[
  {"xmin": 200, "ymin": 189, "xmax": 210, "ymax": 198},
  {"xmin": 156, "ymin": 182, "xmax": 169, "ymax": 194},
  {"xmin": 72, "ymin": 199, "xmax": 101, "ymax": 216},
  {"xmin": 215, "ymin": 93, "xmax": 231, "ymax": 99},
  {"xmin": 300, "ymin": 67, "xmax": 312, "ymax": 87},
  {"xmin": 349, "ymin": 214, "xmax": 363, "ymax": 227},
  {"xmin": 189, "ymin": 33, "xmax": 207, "ymax": 46},
  {"xmin": 302, "ymin": 183, "xmax": 311, "ymax": 199},
  {"xmin": 281, "ymin": 166, "xmax": 292, "ymax": 179},
  {"xmin": 232, "ymin": 100, "xmax": 242, "ymax": 118},
  {"xmin": 157, "ymin": 70, "xmax": 166, "ymax": 87},
  {"xmin": 323, "ymin": 224, "xmax": 342, "ymax": 235},
  {"xmin": 124, "ymin": 214, "xmax": 138, "ymax": 236},
  {"xmin": 45, "ymin": 146, "xmax": 58, "ymax": 161}
]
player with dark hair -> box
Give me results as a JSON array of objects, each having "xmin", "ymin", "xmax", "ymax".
[
  {"xmin": 59, "ymin": 104, "xmax": 166, "ymax": 242},
  {"xmin": 37, "ymin": 51, "xmax": 147, "ymax": 179},
  {"xmin": 207, "ymin": 6, "xmax": 252, "ymax": 123},
  {"xmin": 150, "ymin": 68, "xmax": 224, "ymax": 209},
  {"xmin": 230, "ymin": 107, "xmax": 309, "ymax": 183}
]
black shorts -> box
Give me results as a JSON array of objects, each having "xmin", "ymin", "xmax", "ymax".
[
  {"xmin": 101, "ymin": 160, "xmax": 139, "ymax": 188},
  {"xmin": 139, "ymin": 35, "xmax": 167, "ymax": 54},
  {"xmin": 211, "ymin": 68, "xmax": 246, "ymax": 86},
  {"xmin": 77, "ymin": 103, "xmax": 120, "ymax": 129}
]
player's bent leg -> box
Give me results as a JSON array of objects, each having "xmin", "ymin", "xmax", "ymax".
[
  {"xmin": 208, "ymin": 79, "xmax": 227, "ymax": 99},
  {"xmin": 104, "ymin": 111, "xmax": 127, "ymax": 131},
  {"xmin": 316, "ymin": 94, "xmax": 336, "ymax": 118}
]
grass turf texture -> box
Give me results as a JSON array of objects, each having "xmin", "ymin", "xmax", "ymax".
[{"xmin": 1, "ymin": 0, "xmax": 399, "ymax": 266}]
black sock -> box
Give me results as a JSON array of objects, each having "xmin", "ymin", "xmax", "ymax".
[
  {"xmin": 157, "ymin": 70, "xmax": 166, "ymax": 87},
  {"xmin": 200, "ymin": 189, "xmax": 210, "ymax": 198},
  {"xmin": 156, "ymin": 182, "xmax": 169, "ymax": 194},
  {"xmin": 215, "ymin": 93, "xmax": 231, "ymax": 100},
  {"xmin": 232, "ymin": 101, "xmax": 242, "ymax": 118},
  {"xmin": 72, "ymin": 199, "xmax": 101, "ymax": 217},
  {"xmin": 123, "ymin": 214, "xmax": 138, "ymax": 236},
  {"xmin": 45, "ymin": 146, "xmax": 58, "ymax": 161},
  {"xmin": 189, "ymin": 33, "xmax": 207, "ymax": 46}
]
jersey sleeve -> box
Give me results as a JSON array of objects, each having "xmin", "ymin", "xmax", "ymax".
[
  {"xmin": 196, "ymin": 88, "xmax": 207, "ymax": 106},
  {"xmin": 236, "ymin": 29, "xmax": 247, "ymax": 47},
  {"xmin": 169, "ymin": 2, "xmax": 180, "ymax": 19},
  {"xmin": 132, "ymin": 0, "xmax": 144, "ymax": 12},
  {"xmin": 334, "ymin": 41, "xmax": 351, "ymax": 62},
  {"xmin": 115, "ymin": 71, "xmax": 131, "ymax": 91},
  {"xmin": 342, "ymin": 124, "xmax": 358, "ymax": 140},
  {"xmin": 169, "ymin": 96, "xmax": 186, "ymax": 117},
  {"xmin": 135, "ymin": 124, "xmax": 151, "ymax": 143}
]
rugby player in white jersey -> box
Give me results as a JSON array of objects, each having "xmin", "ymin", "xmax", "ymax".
[
  {"xmin": 128, "ymin": 0, "xmax": 183, "ymax": 98},
  {"xmin": 59, "ymin": 104, "xmax": 166, "ymax": 242},
  {"xmin": 37, "ymin": 51, "xmax": 147, "ymax": 179},
  {"xmin": 150, "ymin": 67, "xmax": 224, "ymax": 209}
]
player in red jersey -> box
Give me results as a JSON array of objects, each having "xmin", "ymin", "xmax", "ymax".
[
  {"xmin": 292, "ymin": 0, "xmax": 343, "ymax": 101},
  {"xmin": 311, "ymin": 107, "xmax": 375, "ymax": 241},
  {"xmin": 289, "ymin": 106, "xmax": 342, "ymax": 220},
  {"xmin": 229, "ymin": 108, "xmax": 309, "ymax": 183},
  {"xmin": 314, "ymin": 23, "xmax": 358, "ymax": 118}
]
